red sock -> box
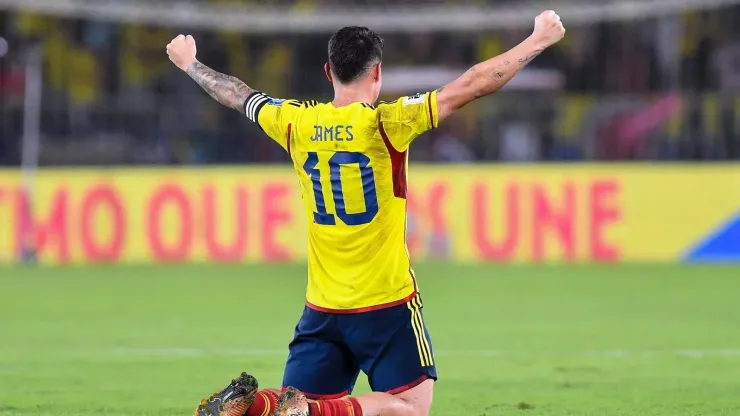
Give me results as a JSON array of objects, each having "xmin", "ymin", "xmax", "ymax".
[
  {"xmin": 308, "ymin": 398, "xmax": 363, "ymax": 416},
  {"xmin": 246, "ymin": 389, "xmax": 280, "ymax": 416}
]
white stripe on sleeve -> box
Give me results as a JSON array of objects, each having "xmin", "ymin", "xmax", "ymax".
[{"xmin": 243, "ymin": 92, "xmax": 270, "ymax": 122}]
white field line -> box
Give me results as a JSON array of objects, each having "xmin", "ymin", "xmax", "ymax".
[
  {"xmin": 3, "ymin": 347, "xmax": 740, "ymax": 359},
  {"xmin": 64, "ymin": 347, "xmax": 740, "ymax": 359}
]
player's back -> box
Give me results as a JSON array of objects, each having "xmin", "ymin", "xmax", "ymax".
[{"xmin": 246, "ymin": 91, "xmax": 438, "ymax": 312}]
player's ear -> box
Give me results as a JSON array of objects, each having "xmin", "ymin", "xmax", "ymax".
[
  {"xmin": 324, "ymin": 63, "xmax": 333, "ymax": 83},
  {"xmin": 372, "ymin": 62, "xmax": 381, "ymax": 82}
]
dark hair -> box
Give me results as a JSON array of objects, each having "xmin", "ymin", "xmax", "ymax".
[{"xmin": 328, "ymin": 26, "xmax": 384, "ymax": 84}]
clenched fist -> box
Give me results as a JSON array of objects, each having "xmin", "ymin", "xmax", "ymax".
[
  {"xmin": 532, "ymin": 10, "xmax": 566, "ymax": 49},
  {"xmin": 167, "ymin": 34, "xmax": 197, "ymax": 71}
]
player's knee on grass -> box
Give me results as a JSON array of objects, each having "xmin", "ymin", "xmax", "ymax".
[
  {"xmin": 355, "ymin": 379, "xmax": 434, "ymax": 416},
  {"xmin": 354, "ymin": 393, "xmax": 413, "ymax": 416},
  {"xmin": 396, "ymin": 379, "xmax": 434, "ymax": 416}
]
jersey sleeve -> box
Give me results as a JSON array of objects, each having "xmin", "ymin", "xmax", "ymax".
[
  {"xmin": 377, "ymin": 90, "xmax": 439, "ymax": 152},
  {"xmin": 243, "ymin": 92, "xmax": 302, "ymax": 152}
]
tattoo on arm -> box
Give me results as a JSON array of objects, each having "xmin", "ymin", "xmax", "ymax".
[
  {"xmin": 186, "ymin": 62, "xmax": 254, "ymax": 112},
  {"xmin": 438, "ymin": 46, "xmax": 543, "ymax": 118},
  {"xmin": 518, "ymin": 49, "xmax": 544, "ymax": 66}
]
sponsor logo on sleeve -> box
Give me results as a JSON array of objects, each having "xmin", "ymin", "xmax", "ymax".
[
  {"xmin": 268, "ymin": 98, "xmax": 286, "ymax": 106},
  {"xmin": 403, "ymin": 93, "xmax": 425, "ymax": 106}
]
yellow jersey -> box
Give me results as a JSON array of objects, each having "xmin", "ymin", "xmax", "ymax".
[{"xmin": 244, "ymin": 91, "xmax": 439, "ymax": 312}]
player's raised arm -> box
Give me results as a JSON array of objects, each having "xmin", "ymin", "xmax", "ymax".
[
  {"xmin": 167, "ymin": 34, "xmax": 254, "ymax": 112},
  {"xmin": 436, "ymin": 10, "xmax": 565, "ymax": 123}
]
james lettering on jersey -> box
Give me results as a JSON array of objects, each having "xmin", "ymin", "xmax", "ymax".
[{"xmin": 243, "ymin": 90, "xmax": 438, "ymax": 397}]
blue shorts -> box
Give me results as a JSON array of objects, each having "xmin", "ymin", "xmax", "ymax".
[{"xmin": 282, "ymin": 295, "xmax": 437, "ymax": 399}]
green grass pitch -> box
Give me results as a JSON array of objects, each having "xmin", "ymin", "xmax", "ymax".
[{"xmin": 1, "ymin": 264, "xmax": 740, "ymax": 416}]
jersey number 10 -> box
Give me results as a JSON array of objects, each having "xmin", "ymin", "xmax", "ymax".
[{"xmin": 303, "ymin": 151, "xmax": 379, "ymax": 226}]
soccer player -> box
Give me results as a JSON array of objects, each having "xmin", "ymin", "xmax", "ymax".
[{"xmin": 167, "ymin": 10, "xmax": 564, "ymax": 416}]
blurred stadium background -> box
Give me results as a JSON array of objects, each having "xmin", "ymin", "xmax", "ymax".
[{"xmin": 1, "ymin": 1, "xmax": 740, "ymax": 415}]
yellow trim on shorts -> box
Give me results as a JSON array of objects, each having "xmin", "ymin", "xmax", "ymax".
[{"xmin": 407, "ymin": 296, "xmax": 434, "ymax": 367}]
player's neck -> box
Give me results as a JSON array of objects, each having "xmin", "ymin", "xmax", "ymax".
[{"xmin": 332, "ymin": 84, "xmax": 375, "ymax": 108}]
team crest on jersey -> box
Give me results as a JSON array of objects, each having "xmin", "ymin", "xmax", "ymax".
[
  {"xmin": 403, "ymin": 93, "xmax": 425, "ymax": 106},
  {"xmin": 268, "ymin": 98, "xmax": 286, "ymax": 106}
]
